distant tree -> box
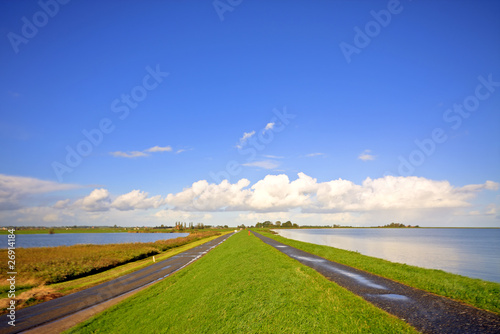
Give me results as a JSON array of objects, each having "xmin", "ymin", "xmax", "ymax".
[
  {"xmin": 263, "ymin": 221, "xmax": 273, "ymax": 228},
  {"xmin": 275, "ymin": 221, "xmax": 282, "ymax": 227},
  {"xmin": 292, "ymin": 223, "xmax": 299, "ymax": 228},
  {"xmin": 282, "ymin": 221, "xmax": 292, "ymax": 228}
]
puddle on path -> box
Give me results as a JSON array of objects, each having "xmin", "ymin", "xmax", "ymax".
[{"xmin": 370, "ymin": 294, "xmax": 410, "ymax": 301}]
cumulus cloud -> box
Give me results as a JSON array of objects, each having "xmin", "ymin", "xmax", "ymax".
[
  {"xmin": 358, "ymin": 149, "xmax": 375, "ymax": 161},
  {"xmin": 164, "ymin": 173, "xmax": 499, "ymax": 213},
  {"xmin": 166, "ymin": 179, "xmax": 251, "ymax": 211},
  {"xmin": 0, "ymin": 174, "xmax": 80, "ymax": 210},
  {"xmin": 110, "ymin": 145, "xmax": 173, "ymax": 158},
  {"xmin": 112, "ymin": 190, "xmax": 164, "ymax": 211},
  {"xmin": 75, "ymin": 188, "xmax": 111, "ymax": 212}
]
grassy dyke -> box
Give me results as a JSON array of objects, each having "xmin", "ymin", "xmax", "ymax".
[
  {"xmin": 0, "ymin": 232, "xmax": 228, "ymax": 313},
  {"xmin": 257, "ymin": 229, "xmax": 500, "ymax": 314},
  {"xmin": 52, "ymin": 232, "xmax": 229, "ymax": 295},
  {"xmin": 67, "ymin": 230, "xmax": 418, "ymax": 333}
]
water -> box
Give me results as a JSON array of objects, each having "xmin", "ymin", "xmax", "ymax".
[
  {"xmin": 0, "ymin": 232, "xmax": 189, "ymax": 248},
  {"xmin": 275, "ymin": 228, "xmax": 500, "ymax": 283}
]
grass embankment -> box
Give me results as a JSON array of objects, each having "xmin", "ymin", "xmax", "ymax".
[
  {"xmin": 0, "ymin": 231, "xmax": 223, "ymax": 311},
  {"xmin": 67, "ymin": 230, "xmax": 418, "ymax": 333},
  {"xmin": 258, "ymin": 229, "xmax": 500, "ymax": 314}
]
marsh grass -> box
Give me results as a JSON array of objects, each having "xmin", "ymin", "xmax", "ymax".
[
  {"xmin": 0, "ymin": 231, "xmax": 221, "ymax": 312},
  {"xmin": 67, "ymin": 231, "xmax": 418, "ymax": 333},
  {"xmin": 258, "ymin": 229, "xmax": 500, "ymax": 314}
]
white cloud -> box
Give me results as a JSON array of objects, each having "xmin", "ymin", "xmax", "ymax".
[
  {"xmin": 110, "ymin": 145, "xmax": 173, "ymax": 158},
  {"xmin": 0, "ymin": 174, "xmax": 79, "ymax": 210},
  {"xmin": 236, "ymin": 131, "xmax": 256, "ymax": 149},
  {"xmin": 112, "ymin": 190, "xmax": 164, "ymax": 211},
  {"xmin": 242, "ymin": 160, "xmax": 279, "ymax": 170},
  {"xmin": 263, "ymin": 155, "xmax": 284, "ymax": 159},
  {"xmin": 306, "ymin": 153, "xmax": 325, "ymax": 157},
  {"xmin": 110, "ymin": 151, "xmax": 148, "ymax": 158},
  {"xmin": 164, "ymin": 173, "xmax": 499, "ymax": 214},
  {"xmin": 53, "ymin": 199, "xmax": 71, "ymax": 209},
  {"xmin": 264, "ymin": 122, "xmax": 274, "ymax": 131},
  {"xmin": 75, "ymin": 188, "xmax": 111, "ymax": 212},
  {"xmin": 145, "ymin": 145, "xmax": 172, "ymax": 153},
  {"xmin": 358, "ymin": 149, "xmax": 375, "ymax": 161},
  {"xmin": 166, "ymin": 179, "xmax": 251, "ymax": 211}
]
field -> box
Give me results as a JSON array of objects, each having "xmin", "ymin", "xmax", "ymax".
[
  {"xmin": 67, "ymin": 230, "xmax": 418, "ymax": 333},
  {"xmin": 0, "ymin": 231, "xmax": 222, "ymax": 311},
  {"xmin": 257, "ymin": 229, "xmax": 500, "ymax": 314}
]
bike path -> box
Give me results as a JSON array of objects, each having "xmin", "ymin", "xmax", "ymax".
[
  {"xmin": 1, "ymin": 233, "xmax": 234, "ymax": 334},
  {"xmin": 252, "ymin": 231, "xmax": 500, "ymax": 334}
]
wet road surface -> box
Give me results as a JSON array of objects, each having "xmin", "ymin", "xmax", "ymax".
[
  {"xmin": 0, "ymin": 233, "xmax": 233, "ymax": 334},
  {"xmin": 253, "ymin": 231, "xmax": 500, "ymax": 334}
]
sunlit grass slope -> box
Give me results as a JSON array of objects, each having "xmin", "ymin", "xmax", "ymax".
[{"xmin": 67, "ymin": 230, "xmax": 417, "ymax": 333}]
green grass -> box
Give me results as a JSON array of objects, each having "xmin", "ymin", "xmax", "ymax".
[
  {"xmin": 0, "ymin": 232, "xmax": 228, "ymax": 314},
  {"xmin": 52, "ymin": 232, "xmax": 230, "ymax": 294},
  {"xmin": 67, "ymin": 231, "xmax": 418, "ymax": 333},
  {"xmin": 257, "ymin": 229, "xmax": 500, "ymax": 314}
]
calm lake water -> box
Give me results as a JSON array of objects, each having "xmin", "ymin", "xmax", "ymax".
[
  {"xmin": 0, "ymin": 232, "xmax": 189, "ymax": 248},
  {"xmin": 274, "ymin": 228, "xmax": 500, "ymax": 283}
]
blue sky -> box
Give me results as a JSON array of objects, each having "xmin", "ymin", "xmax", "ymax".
[{"xmin": 1, "ymin": 0, "xmax": 499, "ymax": 227}]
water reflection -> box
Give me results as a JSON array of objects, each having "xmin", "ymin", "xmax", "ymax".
[{"xmin": 275, "ymin": 229, "xmax": 500, "ymax": 283}]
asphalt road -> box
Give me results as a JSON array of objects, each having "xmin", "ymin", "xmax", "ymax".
[
  {"xmin": 0, "ymin": 233, "xmax": 234, "ymax": 334},
  {"xmin": 253, "ymin": 231, "xmax": 500, "ymax": 334}
]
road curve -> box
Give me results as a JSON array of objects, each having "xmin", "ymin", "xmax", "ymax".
[
  {"xmin": 0, "ymin": 233, "xmax": 234, "ymax": 334},
  {"xmin": 252, "ymin": 231, "xmax": 500, "ymax": 334}
]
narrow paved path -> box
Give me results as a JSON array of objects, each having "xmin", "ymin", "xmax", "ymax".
[
  {"xmin": 0, "ymin": 233, "xmax": 233, "ymax": 334},
  {"xmin": 253, "ymin": 231, "xmax": 500, "ymax": 334}
]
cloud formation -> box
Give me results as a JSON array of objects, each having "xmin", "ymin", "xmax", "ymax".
[
  {"xmin": 112, "ymin": 190, "xmax": 164, "ymax": 211},
  {"xmin": 264, "ymin": 122, "xmax": 274, "ymax": 131},
  {"xmin": 1, "ymin": 173, "xmax": 498, "ymax": 227},
  {"xmin": 242, "ymin": 160, "xmax": 279, "ymax": 170},
  {"xmin": 236, "ymin": 131, "xmax": 255, "ymax": 149},
  {"xmin": 110, "ymin": 145, "xmax": 173, "ymax": 158},
  {"xmin": 75, "ymin": 188, "xmax": 111, "ymax": 212},
  {"xmin": 358, "ymin": 149, "xmax": 375, "ymax": 161},
  {"xmin": 0, "ymin": 174, "xmax": 79, "ymax": 210},
  {"xmin": 164, "ymin": 173, "xmax": 499, "ymax": 213}
]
